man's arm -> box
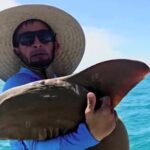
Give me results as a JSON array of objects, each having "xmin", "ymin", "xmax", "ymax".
[
  {"xmin": 3, "ymin": 75, "xmax": 117, "ymax": 149},
  {"xmin": 3, "ymin": 74, "xmax": 99, "ymax": 149},
  {"xmin": 23, "ymin": 123, "xmax": 98, "ymax": 150},
  {"xmin": 10, "ymin": 123, "xmax": 98, "ymax": 150}
]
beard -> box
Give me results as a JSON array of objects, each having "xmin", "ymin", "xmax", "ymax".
[
  {"xmin": 19, "ymin": 51, "xmax": 55, "ymax": 69},
  {"xmin": 29, "ymin": 58, "xmax": 53, "ymax": 68}
]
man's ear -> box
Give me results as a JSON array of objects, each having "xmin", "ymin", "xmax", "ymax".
[{"xmin": 13, "ymin": 48, "xmax": 20, "ymax": 57}]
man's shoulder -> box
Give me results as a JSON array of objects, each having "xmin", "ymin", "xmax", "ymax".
[
  {"xmin": 2, "ymin": 72, "xmax": 36, "ymax": 92},
  {"xmin": 7, "ymin": 72, "xmax": 34, "ymax": 82}
]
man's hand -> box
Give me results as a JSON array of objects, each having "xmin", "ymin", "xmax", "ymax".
[{"xmin": 85, "ymin": 92, "xmax": 117, "ymax": 141}]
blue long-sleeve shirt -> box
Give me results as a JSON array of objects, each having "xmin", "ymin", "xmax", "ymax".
[{"xmin": 2, "ymin": 67, "xmax": 99, "ymax": 150}]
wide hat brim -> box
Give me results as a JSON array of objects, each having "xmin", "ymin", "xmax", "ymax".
[{"xmin": 0, "ymin": 4, "xmax": 85, "ymax": 81}]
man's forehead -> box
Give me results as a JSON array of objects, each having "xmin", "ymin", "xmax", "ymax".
[{"xmin": 18, "ymin": 21, "xmax": 49, "ymax": 33}]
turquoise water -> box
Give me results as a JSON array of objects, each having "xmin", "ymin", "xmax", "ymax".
[
  {"xmin": 0, "ymin": 74, "xmax": 149, "ymax": 150},
  {"xmin": 116, "ymin": 73, "xmax": 150, "ymax": 150}
]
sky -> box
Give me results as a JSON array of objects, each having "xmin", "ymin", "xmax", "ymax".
[{"xmin": 0, "ymin": 0, "xmax": 150, "ymax": 72}]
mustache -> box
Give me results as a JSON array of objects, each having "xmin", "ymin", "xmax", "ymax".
[{"xmin": 30, "ymin": 49, "xmax": 47, "ymax": 56}]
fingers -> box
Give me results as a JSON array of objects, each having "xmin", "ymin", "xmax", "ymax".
[
  {"xmin": 85, "ymin": 92, "xmax": 96, "ymax": 114},
  {"xmin": 101, "ymin": 98, "xmax": 118, "ymax": 123},
  {"xmin": 114, "ymin": 110, "xmax": 118, "ymax": 122},
  {"xmin": 97, "ymin": 96, "xmax": 117, "ymax": 120},
  {"xmin": 100, "ymin": 96, "xmax": 111, "ymax": 108},
  {"xmin": 85, "ymin": 93, "xmax": 117, "ymax": 121}
]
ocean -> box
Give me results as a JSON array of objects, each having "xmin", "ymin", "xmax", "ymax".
[{"xmin": 0, "ymin": 73, "xmax": 149, "ymax": 150}]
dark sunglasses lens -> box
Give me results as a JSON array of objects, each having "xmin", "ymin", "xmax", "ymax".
[
  {"xmin": 18, "ymin": 30, "xmax": 55, "ymax": 46},
  {"xmin": 38, "ymin": 30, "xmax": 55, "ymax": 44},
  {"xmin": 19, "ymin": 32, "xmax": 34, "ymax": 46}
]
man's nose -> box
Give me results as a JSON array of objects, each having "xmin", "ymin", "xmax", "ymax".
[{"xmin": 32, "ymin": 36, "xmax": 42, "ymax": 48}]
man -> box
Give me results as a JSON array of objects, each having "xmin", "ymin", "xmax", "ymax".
[{"xmin": 1, "ymin": 5, "xmax": 117, "ymax": 150}]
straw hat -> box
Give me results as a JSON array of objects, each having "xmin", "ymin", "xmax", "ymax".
[{"xmin": 0, "ymin": 4, "xmax": 85, "ymax": 81}]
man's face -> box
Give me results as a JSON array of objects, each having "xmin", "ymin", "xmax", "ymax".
[{"xmin": 14, "ymin": 21, "xmax": 57, "ymax": 68}]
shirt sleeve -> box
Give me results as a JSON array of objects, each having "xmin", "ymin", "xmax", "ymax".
[
  {"xmin": 2, "ymin": 73, "xmax": 36, "ymax": 92},
  {"xmin": 58, "ymin": 123, "xmax": 99, "ymax": 149},
  {"xmin": 24, "ymin": 123, "xmax": 99, "ymax": 150}
]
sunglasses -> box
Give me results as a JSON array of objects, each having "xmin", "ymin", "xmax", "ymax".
[{"xmin": 17, "ymin": 29, "xmax": 56, "ymax": 46}]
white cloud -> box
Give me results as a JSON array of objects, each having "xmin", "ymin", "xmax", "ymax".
[
  {"xmin": 76, "ymin": 27, "xmax": 125, "ymax": 72},
  {"xmin": 0, "ymin": 0, "xmax": 19, "ymax": 11},
  {"xmin": 76, "ymin": 26, "xmax": 150, "ymax": 72}
]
